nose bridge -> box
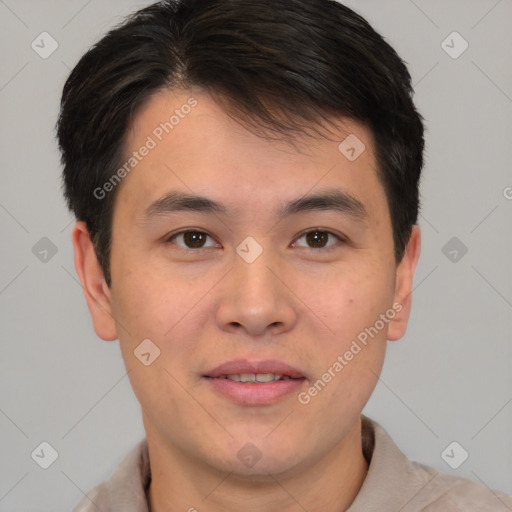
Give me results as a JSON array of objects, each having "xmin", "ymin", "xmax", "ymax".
[
  {"xmin": 215, "ymin": 244, "xmax": 297, "ymax": 336},
  {"xmin": 236, "ymin": 250, "xmax": 277, "ymax": 302}
]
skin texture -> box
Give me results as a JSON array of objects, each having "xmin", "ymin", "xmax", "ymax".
[{"xmin": 72, "ymin": 88, "xmax": 421, "ymax": 512}]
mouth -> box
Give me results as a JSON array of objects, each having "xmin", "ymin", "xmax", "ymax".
[{"xmin": 203, "ymin": 359, "xmax": 306, "ymax": 405}]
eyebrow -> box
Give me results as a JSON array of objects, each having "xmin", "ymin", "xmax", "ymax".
[{"xmin": 143, "ymin": 189, "xmax": 367, "ymax": 222}]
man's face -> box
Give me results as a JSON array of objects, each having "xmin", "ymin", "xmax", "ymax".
[{"xmin": 79, "ymin": 89, "xmax": 418, "ymax": 477}]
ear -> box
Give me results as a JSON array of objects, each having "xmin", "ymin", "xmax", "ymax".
[
  {"xmin": 387, "ymin": 225, "xmax": 421, "ymax": 341},
  {"xmin": 72, "ymin": 221, "xmax": 118, "ymax": 341}
]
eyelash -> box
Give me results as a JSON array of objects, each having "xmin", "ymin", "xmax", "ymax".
[{"xmin": 166, "ymin": 229, "xmax": 346, "ymax": 251}]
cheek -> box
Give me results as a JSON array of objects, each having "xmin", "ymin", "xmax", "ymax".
[
  {"xmin": 297, "ymin": 262, "xmax": 395, "ymax": 342},
  {"xmin": 111, "ymin": 246, "xmax": 179, "ymax": 324},
  {"xmin": 110, "ymin": 256, "xmax": 214, "ymax": 368},
  {"xmin": 301, "ymin": 269, "xmax": 391, "ymax": 414},
  {"xmin": 109, "ymin": 265, "xmax": 200, "ymax": 409}
]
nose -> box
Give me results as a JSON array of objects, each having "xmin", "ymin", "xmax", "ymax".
[{"xmin": 215, "ymin": 249, "xmax": 298, "ymax": 338}]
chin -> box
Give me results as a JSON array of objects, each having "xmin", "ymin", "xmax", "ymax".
[
  {"xmin": 208, "ymin": 439, "xmax": 307, "ymax": 481},
  {"xmin": 229, "ymin": 459, "xmax": 304, "ymax": 483}
]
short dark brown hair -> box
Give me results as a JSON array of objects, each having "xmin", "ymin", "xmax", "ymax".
[{"xmin": 57, "ymin": 0, "xmax": 424, "ymax": 286}]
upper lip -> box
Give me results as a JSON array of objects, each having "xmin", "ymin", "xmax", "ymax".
[{"xmin": 205, "ymin": 359, "xmax": 305, "ymax": 379}]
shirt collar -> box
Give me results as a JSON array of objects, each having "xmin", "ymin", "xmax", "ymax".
[{"xmin": 347, "ymin": 415, "xmax": 437, "ymax": 511}]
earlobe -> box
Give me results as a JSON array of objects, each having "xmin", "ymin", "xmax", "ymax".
[
  {"xmin": 72, "ymin": 221, "xmax": 118, "ymax": 341},
  {"xmin": 387, "ymin": 225, "xmax": 421, "ymax": 342}
]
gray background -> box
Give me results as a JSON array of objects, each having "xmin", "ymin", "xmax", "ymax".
[{"xmin": 0, "ymin": 0, "xmax": 511, "ymax": 510}]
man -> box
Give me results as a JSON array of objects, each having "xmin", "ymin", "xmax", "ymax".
[{"xmin": 57, "ymin": 0, "xmax": 512, "ymax": 510}]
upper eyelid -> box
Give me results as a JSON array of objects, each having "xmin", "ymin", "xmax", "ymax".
[
  {"xmin": 167, "ymin": 229, "xmax": 220, "ymax": 246},
  {"xmin": 295, "ymin": 228, "xmax": 344, "ymax": 240}
]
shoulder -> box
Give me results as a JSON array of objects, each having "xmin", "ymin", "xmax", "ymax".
[
  {"xmin": 406, "ymin": 459, "xmax": 512, "ymax": 511},
  {"xmin": 354, "ymin": 416, "xmax": 512, "ymax": 512},
  {"xmin": 72, "ymin": 438, "xmax": 150, "ymax": 512}
]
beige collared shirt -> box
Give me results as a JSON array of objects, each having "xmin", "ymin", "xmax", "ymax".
[{"xmin": 73, "ymin": 416, "xmax": 512, "ymax": 511}]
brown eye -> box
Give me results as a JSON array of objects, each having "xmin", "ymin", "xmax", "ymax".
[
  {"xmin": 183, "ymin": 231, "xmax": 207, "ymax": 248},
  {"xmin": 294, "ymin": 230, "xmax": 341, "ymax": 249},
  {"xmin": 305, "ymin": 231, "xmax": 329, "ymax": 248},
  {"xmin": 169, "ymin": 230, "xmax": 218, "ymax": 249}
]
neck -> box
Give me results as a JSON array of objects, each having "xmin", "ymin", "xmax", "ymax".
[{"xmin": 146, "ymin": 417, "xmax": 368, "ymax": 512}]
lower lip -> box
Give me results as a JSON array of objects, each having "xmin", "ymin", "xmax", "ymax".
[{"xmin": 204, "ymin": 377, "xmax": 306, "ymax": 405}]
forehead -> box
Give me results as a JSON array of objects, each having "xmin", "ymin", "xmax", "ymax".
[{"xmin": 116, "ymin": 88, "xmax": 387, "ymax": 224}]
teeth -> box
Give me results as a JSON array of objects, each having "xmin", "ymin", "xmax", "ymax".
[
  {"xmin": 255, "ymin": 373, "xmax": 279, "ymax": 383},
  {"xmin": 240, "ymin": 373, "xmax": 257, "ymax": 382},
  {"xmin": 220, "ymin": 373, "xmax": 292, "ymax": 383}
]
